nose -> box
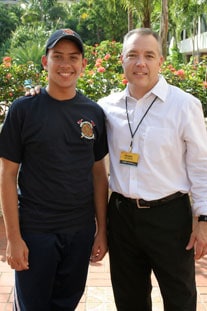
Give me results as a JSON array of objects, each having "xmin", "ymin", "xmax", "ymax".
[
  {"xmin": 135, "ymin": 57, "xmax": 145, "ymax": 66},
  {"xmin": 59, "ymin": 59, "xmax": 71, "ymax": 66}
]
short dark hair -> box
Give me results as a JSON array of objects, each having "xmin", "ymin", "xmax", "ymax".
[{"xmin": 122, "ymin": 28, "xmax": 163, "ymax": 55}]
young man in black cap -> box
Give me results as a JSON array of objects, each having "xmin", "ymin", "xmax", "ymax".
[{"xmin": 0, "ymin": 29, "xmax": 108, "ymax": 310}]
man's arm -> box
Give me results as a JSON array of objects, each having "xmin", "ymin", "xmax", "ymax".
[
  {"xmin": 90, "ymin": 157, "xmax": 108, "ymax": 262},
  {"xmin": 0, "ymin": 158, "xmax": 29, "ymax": 270},
  {"xmin": 183, "ymin": 99, "xmax": 207, "ymax": 260},
  {"xmin": 186, "ymin": 218, "xmax": 207, "ymax": 260}
]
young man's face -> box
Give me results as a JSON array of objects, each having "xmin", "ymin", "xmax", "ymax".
[
  {"xmin": 121, "ymin": 34, "xmax": 164, "ymax": 99},
  {"xmin": 42, "ymin": 39, "xmax": 86, "ymax": 95}
]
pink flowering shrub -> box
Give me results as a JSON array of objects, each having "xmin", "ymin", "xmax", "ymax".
[
  {"xmin": 0, "ymin": 57, "xmax": 48, "ymax": 122},
  {"xmin": 0, "ymin": 42, "xmax": 207, "ymax": 123},
  {"xmin": 161, "ymin": 57, "xmax": 207, "ymax": 115},
  {"xmin": 77, "ymin": 40, "xmax": 126, "ymax": 99}
]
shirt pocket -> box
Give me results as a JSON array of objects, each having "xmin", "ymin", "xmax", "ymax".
[{"xmin": 142, "ymin": 127, "xmax": 175, "ymax": 163}]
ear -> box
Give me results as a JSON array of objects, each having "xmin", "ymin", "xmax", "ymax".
[
  {"xmin": 81, "ymin": 58, "xmax": 87, "ymax": 72},
  {"xmin": 159, "ymin": 55, "xmax": 164, "ymax": 67},
  {"xmin": 120, "ymin": 54, "xmax": 125, "ymax": 70},
  {"xmin": 41, "ymin": 55, "xmax": 48, "ymax": 71}
]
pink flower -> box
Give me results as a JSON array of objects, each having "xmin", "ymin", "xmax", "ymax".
[
  {"xmin": 167, "ymin": 64, "xmax": 176, "ymax": 72},
  {"xmin": 174, "ymin": 69, "xmax": 185, "ymax": 78},
  {"xmin": 203, "ymin": 81, "xmax": 207, "ymax": 89},
  {"xmin": 88, "ymin": 70, "xmax": 95, "ymax": 75},
  {"xmin": 3, "ymin": 56, "xmax": 12, "ymax": 67},
  {"xmin": 95, "ymin": 58, "xmax": 103, "ymax": 67},
  {"xmin": 97, "ymin": 67, "xmax": 106, "ymax": 73},
  {"xmin": 104, "ymin": 54, "xmax": 111, "ymax": 61}
]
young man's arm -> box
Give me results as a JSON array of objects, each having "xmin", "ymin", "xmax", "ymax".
[
  {"xmin": 90, "ymin": 157, "xmax": 108, "ymax": 262},
  {"xmin": 0, "ymin": 158, "xmax": 29, "ymax": 271}
]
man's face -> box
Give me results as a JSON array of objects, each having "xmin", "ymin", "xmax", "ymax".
[
  {"xmin": 121, "ymin": 34, "xmax": 163, "ymax": 98},
  {"xmin": 42, "ymin": 39, "xmax": 86, "ymax": 93}
]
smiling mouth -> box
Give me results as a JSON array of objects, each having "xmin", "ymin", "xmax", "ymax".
[
  {"xmin": 58, "ymin": 72, "xmax": 74, "ymax": 78},
  {"xmin": 134, "ymin": 72, "xmax": 147, "ymax": 75}
]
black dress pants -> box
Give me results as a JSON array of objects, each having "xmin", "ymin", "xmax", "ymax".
[{"xmin": 108, "ymin": 192, "xmax": 197, "ymax": 311}]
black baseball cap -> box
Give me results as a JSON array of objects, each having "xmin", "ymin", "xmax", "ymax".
[{"xmin": 45, "ymin": 29, "xmax": 84, "ymax": 55}]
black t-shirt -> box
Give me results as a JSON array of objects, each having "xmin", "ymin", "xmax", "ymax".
[{"xmin": 0, "ymin": 89, "xmax": 108, "ymax": 233}]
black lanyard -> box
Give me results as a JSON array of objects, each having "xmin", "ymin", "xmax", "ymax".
[{"xmin": 125, "ymin": 96, "xmax": 158, "ymax": 151}]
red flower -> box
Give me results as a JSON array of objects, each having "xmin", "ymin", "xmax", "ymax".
[
  {"xmin": 122, "ymin": 79, "xmax": 128, "ymax": 85},
  {"xmin": 3, "ymin": 56, "xmax": 12, "ymax": 63}
]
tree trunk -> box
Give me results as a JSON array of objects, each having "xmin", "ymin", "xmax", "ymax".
[
  {"xmin": 128, "ymin": 7, "xmax": 133, "ymax": 31},
  {"xmin": 160, "ymin": 0, "xmax": 168, "ymax": 59},
  {"xmin": 142, "ymin": 0, "xmax": 151, "ymax": 28}
]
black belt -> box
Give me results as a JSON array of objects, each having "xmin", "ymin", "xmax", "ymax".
[{"xmin": 116, "ymin": 191, "xmax": 185, "ymax": 208}]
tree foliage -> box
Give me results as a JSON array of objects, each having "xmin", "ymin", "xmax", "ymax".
[
  {"xmin": 64, "ymin": 0, "xmax": 128, "ymax": 45},
  {"xmin": 169, "ymin": 0, "xmax": 207, "ymax": 42},
  {"xmin": 0, "ymin": 3, "xmax": 22, "ymax": 56},
  {"xmin": 21, "ymin": 0, "xmax": 68, "ymax": 26},
  {"xmin": 0, "ymin": 0, "xmax": 206, "ymax": 61}
]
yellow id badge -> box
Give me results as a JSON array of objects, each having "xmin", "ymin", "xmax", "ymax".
[{"xmin": 120, "ymin": 151, "xmax": 139, "ymax": 166}]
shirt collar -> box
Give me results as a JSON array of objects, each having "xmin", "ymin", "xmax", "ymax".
[
  {"xmin": 124, "ymin": 75, "xmax": 168, "ymax": 103},
  {"xmin": 150, "ymin": 75, "xmax": 168, "ymax": 102}
]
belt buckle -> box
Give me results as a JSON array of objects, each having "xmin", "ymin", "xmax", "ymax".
[{"xmin": 136, "ymin": 199, "xmax": 150, "ymax": 209}]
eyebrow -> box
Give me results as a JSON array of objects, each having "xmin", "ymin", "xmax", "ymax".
[
  {"xmin": 53, "ymin": 51, "xmax": 81, "ymax": 55},
  {"xmin": 145, "ymin": 51, "xmax": 156, "ymax": 55},
  {"xmin": 126, "ymin": 49, "xmax": 156, "ymax": 55}
]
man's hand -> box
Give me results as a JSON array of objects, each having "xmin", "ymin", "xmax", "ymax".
[
  {"xmin": 6, "ymin": 238, "xmax": 29, "ymax": 271},
  {"xmin": 90, "ymin": 231, "xmax": 108, "ymax": 262},
  {"xmin": 186, "ymin": 218, "xmax": 207, "ymax": 260},
  {"xmin": 25, "ymin": 85, "xmax": 41, "ymax": 96}
]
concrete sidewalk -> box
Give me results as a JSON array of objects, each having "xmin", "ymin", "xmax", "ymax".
[{"xmin": 0, "ymin": 216, "xmax": 207, "ymax": 310}]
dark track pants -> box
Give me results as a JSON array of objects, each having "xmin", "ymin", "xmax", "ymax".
[
  {"xmin": 13, "ymin": 224, "xmax": 95, "ymax": 311},
  {"xmin": 108, "ymin": 192, "xmax": 197, "ymax": 311}
]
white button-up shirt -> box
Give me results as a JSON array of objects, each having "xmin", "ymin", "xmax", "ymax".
[{"xmin": 98, "ymin": 75, "xmax": 207, "ymax": 215}]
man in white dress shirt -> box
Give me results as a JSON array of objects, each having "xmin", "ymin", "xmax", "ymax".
[{"xmin": 98, "ymin": 28, "xmax": 207, "ymax": 311}]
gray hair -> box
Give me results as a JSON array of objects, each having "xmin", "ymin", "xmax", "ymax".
[{"xmin": 122, "ymin": 28, "xmax": 163, "ymax": 55}]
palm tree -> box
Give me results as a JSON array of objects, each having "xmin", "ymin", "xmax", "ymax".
[
  {"xmin": 160, "ymin": 0, "xmax": 168, "ymax": 59},
  {"xmin": 120, "ymin": 0, "xmax": 169, "ymax": 57}
]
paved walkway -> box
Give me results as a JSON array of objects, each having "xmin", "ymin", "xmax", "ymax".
[{"xmin": 0, "ymin": 216, "xmax": 207, "ymax": 310}]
